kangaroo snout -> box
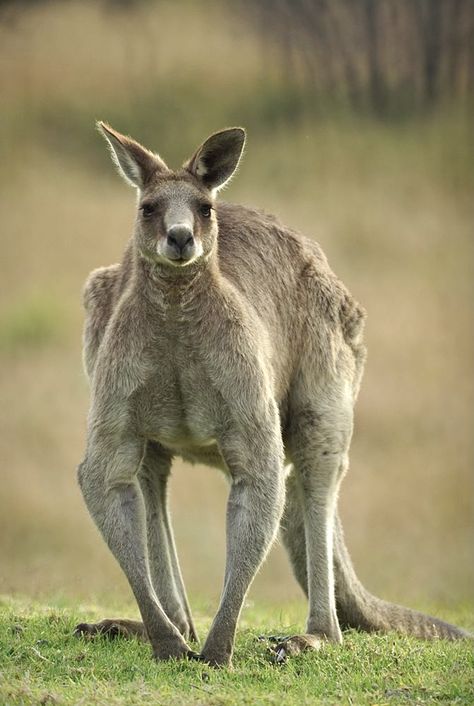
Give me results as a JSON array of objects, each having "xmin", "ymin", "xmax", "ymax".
[{"xmin": 166, "ymin": 225, "xmax": 195, "ymax": 261}]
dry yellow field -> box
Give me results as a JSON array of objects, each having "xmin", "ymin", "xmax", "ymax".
[{"xmin": 0, "ymin": 1, "xmax": 472, "ymax": 617}]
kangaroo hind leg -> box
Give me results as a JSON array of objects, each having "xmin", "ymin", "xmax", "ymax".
[
  {"xmin": 280, "ymin": 469, "xmax": 308, "ymax": 598},
  {"xmin": 76, "ymin": 435, "xmax": 194, "ymax": 662},
  {"xmin": 139, "ymin": 442, "xmax": 198, "ymax": 642},
  {"xmin": 274, "ymin": 388, "xmax": 353, "ymax": 661},
  {"xmin": 74, "ymin": 442, "xmax": 198, "ymax": 645}
]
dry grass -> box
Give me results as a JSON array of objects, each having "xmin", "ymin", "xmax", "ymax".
[{"xmin": 0, "ymin": 1, "xmax": 472, "ymax": 615}]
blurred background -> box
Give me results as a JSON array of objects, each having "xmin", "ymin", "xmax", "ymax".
[{"xmin": 0, "ymin": 0, "xmax": 473, "ymax": 613}]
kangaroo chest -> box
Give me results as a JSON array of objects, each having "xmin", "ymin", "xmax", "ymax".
[
  {"xmin": 134, "ymin": 325, "xmax": 222, "ymax": 453},
  {"xmin": 113, "ymin": 281, "xmax": 271, "ymax": 463}
]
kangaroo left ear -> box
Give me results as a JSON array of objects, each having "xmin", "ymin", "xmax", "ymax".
[
  {"xmin": 97, "ymin": 121, "xmax": 169, "ymax": 189},
  {"xmin": 185, "ymin": 127, "xmax": 246, "ymax": 192}
]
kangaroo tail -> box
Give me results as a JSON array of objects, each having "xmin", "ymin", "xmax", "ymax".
[{"xmin": 334, "ymin": 515, "xmax": 471, "ymax": 640}]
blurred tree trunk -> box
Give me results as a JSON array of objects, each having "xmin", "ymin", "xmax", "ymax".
[
  {"xmin": 445, "ymin": 0, "xmax": 463, "ymax": 96},
  {"xmin": 414, "ymin": 0, "xmax": 443, "ymax": 106},
  {"xmin": 326, "ymin": 0, "xmax": 364, "ymax": 109},
  {"xmin": 238, "ymin": 0, "xmax": 473, "ymax": 116},
  {"xmin": 364, "ymin": 0, "xmax": 386, "ymax": 115},
  {"xmin": 466, "ymin": 1, "xmax": 474, "ymax": 95}
]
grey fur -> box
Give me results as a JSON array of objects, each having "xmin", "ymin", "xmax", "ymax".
[{"xmin": 76, "ymin": 123, "xmax": 469, "ymax": 667}]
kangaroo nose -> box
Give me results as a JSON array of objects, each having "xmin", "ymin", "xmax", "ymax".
[{"xmin": 167, "ymin": 225, "xmax": 194, "ymax": 253}]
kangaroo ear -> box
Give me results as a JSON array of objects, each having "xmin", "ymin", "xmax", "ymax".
[
  {"xmin": 97, "ymin": 121, "xmax": 169, "ymax": 189},
  {"xmin": 185, "ymin": 127, "xmax": 246, "ymax": 192}
]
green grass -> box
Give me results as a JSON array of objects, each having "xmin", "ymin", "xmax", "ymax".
[{"xmin": 0, "ymin": 597, "xmax": 472, "ymax": 706}]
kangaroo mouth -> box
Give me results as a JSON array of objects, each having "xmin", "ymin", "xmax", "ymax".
[
  {"xmin": 167, "ymin": 254, "xmax": 195, "ymax": 267},
  {"xmin": 168, "ymin": 253, "xmax": 192, "ymax": 264}
]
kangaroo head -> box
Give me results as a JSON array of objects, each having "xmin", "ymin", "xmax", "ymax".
[{"xmin": 98, "ymin": 122, "xmax": 246, "ymax": 268}]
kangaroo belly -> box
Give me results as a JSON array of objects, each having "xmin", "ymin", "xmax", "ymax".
[
  {"xmin": 134, "ymin": 360, "xmax": 220, "ymax": 452},
  {"xmin": 144, "ymin": 409, "xmax": 225, "ymax": 472},
  {"xmin": 153, "ymin": 427, "xmax": 217, "ymax": 451},
  {"xmin": 139, "ymin": 399, "xmax": 217, "ymax": 451}
]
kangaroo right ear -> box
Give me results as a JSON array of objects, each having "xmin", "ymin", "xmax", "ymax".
[
  {"xmin": 97, "ymin": 122, "xmax": 169, "ymax": 189},
  {"xmin": 185, "ymin": 127, "xmax": 246, "ymax": 192}
]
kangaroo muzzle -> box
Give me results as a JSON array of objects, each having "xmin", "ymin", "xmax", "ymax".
[{"xmin": 165, "ymin": 224, "xmax": 195, "ymax": 263}]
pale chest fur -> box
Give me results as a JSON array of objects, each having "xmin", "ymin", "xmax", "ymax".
[
  {"xmin": 126, "ymin": 298, "xmax": 265, "ymax": 461},
  {"xmin": 133, "ymin": 341, "xmax": 221, "ymax": 453}
]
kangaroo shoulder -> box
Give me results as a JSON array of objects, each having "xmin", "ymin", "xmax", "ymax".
[
  {"xmin": 83, "ymin": 264, "xmax": 121, "ymax": 313},
  {"xmin": 339, "ymin": 289, "xmax": 366, "ymax": 348},
  {"xmin": 82, "ymin": 264, "xmax": 124, "ymax": 382}
]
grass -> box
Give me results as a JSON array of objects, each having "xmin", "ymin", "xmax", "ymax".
[{"xmin": 0, "ymin": 597, "xmax": 472, "ymax": 706}]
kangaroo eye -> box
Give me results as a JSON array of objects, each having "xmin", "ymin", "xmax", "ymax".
[
  {"xmin": 199, "ymin": 203, "xmax": 212, "ymax": 218},
  {"xmin": 140, "ymin": 202, "xmax": 155, "ymax": 218}
]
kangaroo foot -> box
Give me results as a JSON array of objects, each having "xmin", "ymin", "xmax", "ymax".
[
  {"xmin": 74, "ymin": 618, "xmax": 147, "ymax": 641},
  {"xmin": 74, "ymin": 618, "xmax": 197, "ymax": 661},
  {"xmin": 267, "ymin": 634, "xmax": 324, "ymax": 663},
  {"xmin": 197, "ymin": 650, "xmax": 232, "ymax": 668},
  {"xmin": 74, "ymin": 614, "xmax": 198, "ymax": 643},
  {"xmin": 197, "ymin": 641, "xmax": 233, "ymax": 668},
  {"xmin": 152, "ymin": 638, "xmax": 199, "ymax": 662}
]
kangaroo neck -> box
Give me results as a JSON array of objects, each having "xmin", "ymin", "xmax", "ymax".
[{"xmin": 134, "ymin": 246, "xmax": 221, "ymax": 310}]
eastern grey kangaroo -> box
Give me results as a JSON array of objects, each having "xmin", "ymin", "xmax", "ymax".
[{"xmin": 75, "ymin": 122, "xmax": 469, "ymax": 666}]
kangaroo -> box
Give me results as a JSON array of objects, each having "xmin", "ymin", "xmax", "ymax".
[{"xmin": 74, "ymin": 122, "xmax": 469, "ymax": 667}]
